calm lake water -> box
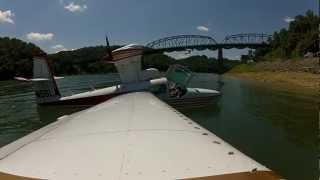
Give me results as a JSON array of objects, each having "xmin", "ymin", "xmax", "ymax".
[{"xmin": 0, "ymin": 74, "xmax": 318, "ymax": 180}]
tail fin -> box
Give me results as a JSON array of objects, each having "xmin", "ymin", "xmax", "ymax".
[{"xmin": 33, "ymin": 56, "xmax": 61, "ymax": 104}]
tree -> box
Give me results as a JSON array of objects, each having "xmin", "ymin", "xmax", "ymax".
[
  {"xmin": 255, "ymin": 10, "xmax": 319, "ymax": 60},
  {"xmin": 0, "ymin": 37, "xmax": 43, "ymax": 80}
]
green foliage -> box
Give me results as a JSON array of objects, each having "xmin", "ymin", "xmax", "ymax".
[
  {"xmin": 49, "ymin": 46, "xmax": 121, "ymax": 75},
  {"xmin": 0, "ymin": 36, "xmax": 241, "ymax": 81},
  {"xmin": 0, "ymin": 37, "xmax": 43, "ymax": 80},
  {"xmin": 227, "ymin": 64, "xmax": 257, "ymax": 73},
  {"xmin": 142, "ymin": 53, "xmax": 175, "ymax": 71},
  {"xmin": 255, "ymin": 10, "xmax": 319, "ymax": 60},
  {"xmin": 143, "ymin": 54, "xmax": 241, "ymax": 74},
  {"xmin": 52, "ymin": 50, "xmax": 241, "ymax": 76},
  {"xmin": 290, "ymin": 50, "xmax": 302, "ymax": 60},
  {"xmin": 264, "ymin": 48, "xmax": 287, "ymax": 59}
]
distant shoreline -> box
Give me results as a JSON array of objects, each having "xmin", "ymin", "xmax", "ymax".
[{"xmin": 225, "ymin": 58, "xmax": 320, "ymax": 97}]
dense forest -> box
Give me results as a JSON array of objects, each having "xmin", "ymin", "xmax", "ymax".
[
  {"xmin": 0, "ymin": 37, "xmax": 43, "ymax": 80},
  {"xmin": 0, "ymin": 10, "xmax": 317, "ymax": 80},
  {"xmin": 49, "ymin": 46, "xmax": 120, "ymax": 75},
  {"xmin": 143, "ymin": 54, "xmax": 239, "ymax": 73},
  {"xmin": 50, "ymin": 47, "xmax": 238, "ymax": 75},
  {"xmin": 255, "ymin": 10, "xmax": 319, "ymax": 60}
]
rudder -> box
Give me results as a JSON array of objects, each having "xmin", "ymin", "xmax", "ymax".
[{"xmin": 33, "ymin": 55, "xmax": 61, "ymax": 104}]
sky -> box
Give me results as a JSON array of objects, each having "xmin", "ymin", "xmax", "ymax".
[{"xmin": 0, "ymin": 0, "xmax": 318, "ymax": 59}]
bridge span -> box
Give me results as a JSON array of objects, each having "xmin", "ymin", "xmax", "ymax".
[{"xmin": 145, "ymin": 33, "xmax": 272, "ymax": 66}]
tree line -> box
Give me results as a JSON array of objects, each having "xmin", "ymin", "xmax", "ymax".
[
  {"xmin": 0, "ymin": 37, "xmax": 42, "ymax": 80},
  {"xmin": 49, "ymin": 46, "xmax": 120, "ymax": 75},
  {"xmin": 255, "ymin": 10, "xmax": 319, "ymax": 60},
  {"xmin": 50, "ymin": 48, "xmax": 239, "ymax": 75},
  {"xmin": 0, "ymin": 37, "xmax": 238, "ymax": 80}
]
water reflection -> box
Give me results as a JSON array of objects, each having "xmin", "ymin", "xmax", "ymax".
[
  {"xmin": 240, "ymin": 82, "xmax": 317, "ymax": 148},
  {"xmin": 185, "ymin": 74, "xmax": 317, "ymax": 180}
]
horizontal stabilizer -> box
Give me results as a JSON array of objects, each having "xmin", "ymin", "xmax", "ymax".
[{"xmin": 14, "ymin": 76, "xmax": 64, "ymax": 82}]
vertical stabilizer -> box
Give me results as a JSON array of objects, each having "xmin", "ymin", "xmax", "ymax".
[
  {"xmin": 109, "ymin": 44, "xmax": 144, "ymax": 84},
  {"xmin": 114, "ymin": 55, "xmax": 142, "ymax": 83},
  {"xmin": 33, "ymin": 56, "xmax": 61, "ymax": 104}
]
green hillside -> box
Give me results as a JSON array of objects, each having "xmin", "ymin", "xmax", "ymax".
[{"xmin": 0, "ymin": 37, "xmax": 42, "ymax": 80}]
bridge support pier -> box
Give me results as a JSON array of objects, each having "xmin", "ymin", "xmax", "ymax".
[{"xmin": 218, "ymin": 48, "xmax": 223, "ymax": 67}]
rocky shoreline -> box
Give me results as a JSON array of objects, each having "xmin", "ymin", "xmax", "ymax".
[
  {"xmin": 252, "ymin": 58, "xmax": 320, "ymax": 74},
  {"xmin": 226, "ymin": 58, "xmax": 320, "ymax": 97}
]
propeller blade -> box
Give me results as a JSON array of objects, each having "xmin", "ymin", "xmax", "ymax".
[{"xmin": 105, "ymin": 35, "xmax": 113, "ymax": 60}]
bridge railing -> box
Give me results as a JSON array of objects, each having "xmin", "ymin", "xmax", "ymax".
[
  {"xmin": 145, "ymin": 33, "xmax": 272, "ymax": 51},
  {"xmin": 222, "ymin": 33, "xmax": 272, "ymax": 44},
  {"xmin": 146, "ymin": 35, "xmax": 217, "ymax": 49}
]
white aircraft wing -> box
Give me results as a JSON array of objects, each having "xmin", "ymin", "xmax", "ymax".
[{"xmin": 0, "ymin": 92, "xmax": 280, "ymax": 180}]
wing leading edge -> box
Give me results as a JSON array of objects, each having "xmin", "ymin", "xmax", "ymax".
[{"xmin": 0, "ymin": 92, "xmax": 279, "ymax": 180}]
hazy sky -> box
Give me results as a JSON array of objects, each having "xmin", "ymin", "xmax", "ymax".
[{"xmin": 0, "ymin": 0, "xmax": 317, "ymax": 58}]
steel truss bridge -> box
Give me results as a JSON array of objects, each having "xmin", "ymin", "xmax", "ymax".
[{"xmin": 145, "ymin": 33, "xmax": 272, "ymax": 66}]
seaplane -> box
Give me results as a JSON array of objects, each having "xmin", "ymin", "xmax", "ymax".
[
  {"xmin": 15, "ymin": 38, "xmax": 221, "ymax": 109},
  {"xmin": 0, "ymin": 39, "xmax": 282, "ymax": 179}
]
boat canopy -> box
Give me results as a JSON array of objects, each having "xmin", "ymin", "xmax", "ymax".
[{"xmin": 166, "ymin": 65, "xmax": 193, "ymax": 88}]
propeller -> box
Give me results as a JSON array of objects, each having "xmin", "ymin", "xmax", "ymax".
[{"xmin": 105, "ymin": 35, "xmax": 113, "ymax": 61}]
